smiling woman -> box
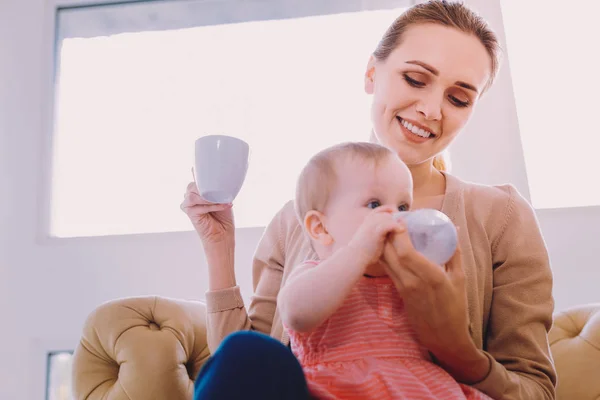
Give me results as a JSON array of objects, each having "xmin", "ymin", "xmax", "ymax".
[
  {"xmin": 185, "ymin": 2, "xmax": 556, "ymax": 400},
  {"xmin": 366, "ymin": 21, "xmax": 498, "ymax": 170}
]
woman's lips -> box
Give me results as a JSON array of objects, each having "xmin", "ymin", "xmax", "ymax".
[{"xmin": 396, "ymin": 117, "xmax": 434, "ymax": 144}]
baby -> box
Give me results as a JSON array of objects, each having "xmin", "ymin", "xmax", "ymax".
[{"xmin": 278, "ymin": 142, "xmax": 492, "ymax": 399}]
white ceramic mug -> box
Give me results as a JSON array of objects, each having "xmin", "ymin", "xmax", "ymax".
[{"xmin": 194, "ymin": 135, "xmax": 249, "ymax": 204}]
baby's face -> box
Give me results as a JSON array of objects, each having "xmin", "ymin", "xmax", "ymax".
[{"xmin": 322, "ymin": 155, "xmax": 413, "ymax": 274}]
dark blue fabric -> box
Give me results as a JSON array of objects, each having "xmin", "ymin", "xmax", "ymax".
[{"xmin": 194, "ymin": 331, "xmax": 310, "ymax": 400}]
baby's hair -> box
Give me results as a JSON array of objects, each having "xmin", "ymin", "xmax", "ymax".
[{"xmin": 294, "ymin": 142, "xmax": 396, "ymax": 223}]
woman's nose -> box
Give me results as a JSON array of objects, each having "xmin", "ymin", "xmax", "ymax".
[{"xmin": 415, "ymin": 94, "xmax": 443, "ymax": 121}]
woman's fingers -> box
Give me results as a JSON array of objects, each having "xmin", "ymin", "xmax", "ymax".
[
  {"xmin": 185, "ymin": 191, "xmax": 207, "ymax": 204},
  {"xmin": 181, "ymin": 176, "xmax": 233, "ymax": 220},
  {"xmin": 181, "ymin": 203, "xmax": 232, "ymax": 215},
  {"xmin": 388, "ymin": 229, "xmax": 430, "ymax": 272},
  {"xmin": 382, "ymin": 242, "xmax": 401, "ymax": 273},
  {"xmin": 382, "ymin": 243, "xmax": 405, "ymax": 290},
  {"xmin": 181, "ymin": 191, "xmax": 231, "ymax": 212},
  {"xmin": 183, "ymin": 186, "xmax": 229, "ymax": 207},
  {"xmin": 385, "ymin": 229, "xmax": 447, "ymax": 287},
  {"xmin": 382, "ymin": 242, "xmax": 416, "ymax": 288},
  {"xmin": 444, "ymin": 245, "xmax": 466, "ymax": 285},
  {"xmin": 186, "ymin": 181, "xmax": 199, "ymax": 195}
]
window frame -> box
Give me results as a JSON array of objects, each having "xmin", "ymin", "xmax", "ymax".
[{"xmin": 41, "ymin": 0, "xmax": 417, "ymax": 240}]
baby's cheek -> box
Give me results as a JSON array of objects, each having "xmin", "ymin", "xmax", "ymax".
[
  {"xmin": 341, "ymin": 220, "xmax": 364, "ymax": 245},
  {"xmin": 334, "ymin": 230, "xmax": 353, "ymax": 247}
]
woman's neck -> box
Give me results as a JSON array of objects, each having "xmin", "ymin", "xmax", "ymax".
[{"xmin": 409, "ymin": 161, "xmax": 446, "ymax": 199}]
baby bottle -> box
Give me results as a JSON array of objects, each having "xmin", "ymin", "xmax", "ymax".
[{"xmin": 393, "ymin": 209, "xmax": 458, "ymax": 265}]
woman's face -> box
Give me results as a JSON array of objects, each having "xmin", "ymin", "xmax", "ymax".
[{"xmin": 365, "ymin": 23, "xmax": 492, "ymax": 167}]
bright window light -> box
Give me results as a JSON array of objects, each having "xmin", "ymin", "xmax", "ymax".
[
  {"xmin": 46, "ymin": 351, "xmax": 73, "ymax": 400},
  {"xmin": 500, "ymin": 0, "xmax": 600, "ymax": 209},
  {"xmin": 50, "ymin": 3, "xmax": 407, "ymax": 237}
]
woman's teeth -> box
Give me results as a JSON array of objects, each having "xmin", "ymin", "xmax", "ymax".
[{"xmin": 399, "ymin": 118, "xmax": 433, "ymax": 138}]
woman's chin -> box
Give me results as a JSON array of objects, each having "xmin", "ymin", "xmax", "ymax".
[
  {"xmin": 393, "ymin": 145, "xmax": 432, "ymax": 163},
  {"xmin": 377, "ymin": 139, "xmax": 430, "ymax": 164}
]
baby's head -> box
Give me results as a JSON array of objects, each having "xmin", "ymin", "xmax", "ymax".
[{"xmin": 295, "ymin": 142, "xmax": 413, "ymax": 263}]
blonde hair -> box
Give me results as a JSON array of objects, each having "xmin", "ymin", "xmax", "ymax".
[
  {"xmin": 433, "ymin": 152, "xmax": 451, "ymax": 172},
  {"xmin": 373, "ymin": 0, "xmax": 502, "ymax": 94},
  {"xmin": 295, "ymin": 142, "xmax": 395, "ymax": 222}
]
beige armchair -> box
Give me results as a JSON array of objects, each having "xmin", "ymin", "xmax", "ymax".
[
  {"xmin": 72, "ymin": 296, "xmax": 600, "ymax": 399},
  {"xmin": 72, "ymin": 297, "xmax": 210, "ymax": 400},
  {"xmin": 548, "ymin": 303, "xmax": 600, "ymax": 399}
]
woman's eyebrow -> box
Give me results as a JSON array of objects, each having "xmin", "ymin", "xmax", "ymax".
[{"xmin": 405, "ymin": 60, "xmax": 479, "ymax": 94}]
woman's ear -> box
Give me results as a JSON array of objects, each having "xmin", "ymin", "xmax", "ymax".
[
  {"xmin": 304, "ymin": 210, "xmax": 333, "ymax": 246},
  {"xmin": 364, "ymin": 55, "xmax": 376, "ymax": 94}
]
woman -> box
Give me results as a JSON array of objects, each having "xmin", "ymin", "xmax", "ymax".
[{"xmin": 181, "ymin": 1, "xmax": 556, "ymax": 399}]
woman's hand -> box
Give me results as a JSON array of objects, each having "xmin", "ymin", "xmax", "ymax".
[
  {"xmin": 382, "ymin": 227, "xmax": 490, "ymax": 384},
  {"xmin": 180, "ymin": 179, "xmax": 235, "ymax": 245},
  {"xmin": 181, "ymin": 176, "xmax": 237, "ymax": 290}
]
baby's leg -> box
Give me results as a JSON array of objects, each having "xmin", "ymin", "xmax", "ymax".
[{"xmin": 194, "ymin": 331, "xmax": 310, "ymax": 400}]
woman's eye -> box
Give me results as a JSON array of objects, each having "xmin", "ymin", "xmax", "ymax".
[
  {"xmin": 449, "ymin": 95, "xmax": 470, "ymax": 108},
  {"xmin": 367, "ymin": 200, "xmax": 381, "ymax": 209},
  {"xmin": 397, "ymin": 204, "xmax": 409, "ymax": 212},
  {"xmin": 403, "ymin": 74, "xmax": 425, "ymax": 88}
]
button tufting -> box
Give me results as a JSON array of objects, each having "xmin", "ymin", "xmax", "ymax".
[{"xmin": 149, "ymin": 322, "xmax": 160, "ymax": 331}]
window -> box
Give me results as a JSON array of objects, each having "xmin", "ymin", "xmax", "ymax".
[
  {"xmin": 46, "ymin": 351, "xmax": 74, "ymax": 400},
  {"xmin": 50, "ymin": 0, "xmax": 412, "ymax": 238},
  {"xmin": 500, "ymin": 0, "xmax": 600, "ymax": 209}
]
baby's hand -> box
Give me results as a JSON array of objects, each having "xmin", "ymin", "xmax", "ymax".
[{"xmin": 346, "ymin": 206, "xmax": 406, "ymax": 266}]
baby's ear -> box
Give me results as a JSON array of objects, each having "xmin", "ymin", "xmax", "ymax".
[{"xmin": 304, "ymin": 211, "xmax": 333, "ymax": 246}]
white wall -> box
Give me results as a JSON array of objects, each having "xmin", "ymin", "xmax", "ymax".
[
  {"xmin": 0, "ymin": 0, "xmax": 598, "ymax": 399},
  {"xmin": 452, "ymin": 0, "xmax": 600, "ymax": 311}
]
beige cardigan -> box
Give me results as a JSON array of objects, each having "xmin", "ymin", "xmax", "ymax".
[{"xmin": 205, "ymin": 172, "xmax": 556, "ymax": 400}]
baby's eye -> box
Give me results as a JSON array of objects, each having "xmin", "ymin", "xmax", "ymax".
[
  {"xmin": 397, "ymin": 204, "xmax": 409, "ymax": 212},
  {"xmin": 367, "ymin": 200, "xmax": 381, "ymax": 209}
]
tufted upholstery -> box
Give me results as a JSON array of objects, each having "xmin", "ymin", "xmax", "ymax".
[
  {"xmin": 548, "ymin": 303, "xmax": 600, "ymax": 400},
  {"xmin": 72, "ymin": 298, "xmax": 600, "ymax": 400},
  {"xmin": 72, "ymin": 296, "xmax": 210, "ymax": 400}
]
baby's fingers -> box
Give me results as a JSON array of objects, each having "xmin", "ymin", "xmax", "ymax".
[{"xmin": 374, "ymin": 217, "xmax": 406, "ymax": 237}]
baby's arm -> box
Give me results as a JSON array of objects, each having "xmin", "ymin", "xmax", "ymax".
[
  {"xmin": 278, "ymin": 245, "xmax": 369, "ymax": 333},
  {"xmin": 279, "ymin": 207, "xmax": 403, "ymax": 333}
]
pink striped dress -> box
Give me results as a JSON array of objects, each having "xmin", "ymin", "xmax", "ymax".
[{"xmin": 286, "ymin": 262, "xmax": 494, "ymax": 400}]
